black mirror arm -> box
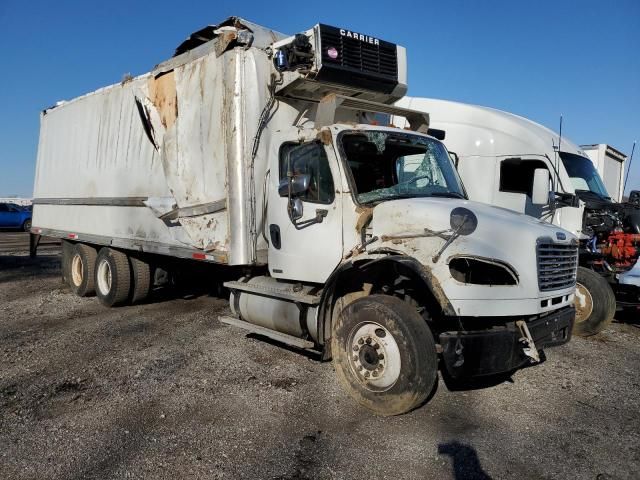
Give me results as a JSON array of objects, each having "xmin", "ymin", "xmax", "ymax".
[
  {"xmin": 553, "ymin": 191, "xmax": 579, "ymax": 208},
  {"xmin": 291, "ymin": 208, "xmax": 328, "ymax": 230}
]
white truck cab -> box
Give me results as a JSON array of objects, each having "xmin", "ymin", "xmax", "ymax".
[
  {"xmin": 396, "ymin": 97, "xmax": 640, "ymax": 336},
  {"xmin": 32, "ymin": 19, "xmax": 576, "ymax": 415}
]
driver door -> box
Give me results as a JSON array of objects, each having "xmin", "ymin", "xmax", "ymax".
[{"xmin": 267, "ymin": 139, "xmax": 343, "ymax": 283}]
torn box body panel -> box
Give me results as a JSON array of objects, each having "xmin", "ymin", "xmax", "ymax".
[{"xmin": 33, "ymin": 34, "xmax": 288, "ymax": 265}]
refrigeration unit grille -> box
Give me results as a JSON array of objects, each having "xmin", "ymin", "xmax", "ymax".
[{"xmin": 315, "ymin": 24, "xmax": 399, "ymax": 94}]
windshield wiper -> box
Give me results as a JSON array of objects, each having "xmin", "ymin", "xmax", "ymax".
[{"xmin": 429, "ymin": 192, "xmax": 466, "ymax": 199}]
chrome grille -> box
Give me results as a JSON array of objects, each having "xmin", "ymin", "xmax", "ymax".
[{"xmin": 536, "ymin": 240, "xmax": 578, "ymax": 291}]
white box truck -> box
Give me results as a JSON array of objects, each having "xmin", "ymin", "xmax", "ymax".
[
  {"xmin": 395, "ymin": 97, "xmax": 640, "ymax": 336},
  {"xmin": 32, "ymin": 18, "xmax": 577, "ymax": 415},
  {"xmin": 580, "ymin": 144, "xmax": 627, "ymax": 203}
]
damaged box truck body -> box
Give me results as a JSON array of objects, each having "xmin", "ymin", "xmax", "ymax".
[
  {"xmin": 395, "ymin": 97, "xmax": 640, "ymax": 337},
  {"xmin": 33, "ymin": 18, "xmax": 576, "ymax": 415}
]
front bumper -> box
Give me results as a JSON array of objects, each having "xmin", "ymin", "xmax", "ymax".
[{"xmin": 439, "ymin": 306, "xmax": 574, "ymax": 378}]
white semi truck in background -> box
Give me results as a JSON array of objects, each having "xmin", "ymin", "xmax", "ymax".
[
  {"xmin": 31, "ymin": 18, "xmax": 577, "ymax": 415},
  {"xmin": 395, "ymin": 97, "xmax": 640, "ymax": 336}
]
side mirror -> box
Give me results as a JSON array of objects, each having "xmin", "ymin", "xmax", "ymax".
[
  {"xmin": 278, "ymin": 174, "xmax": 311, "ymax": 197},
  {"xmin": 531, "ymin": 168, "xmax": 550, "ymax": 205},
  {"xmin": 289, "ymin": 198, "xmax": 303, "ymax": 221}
]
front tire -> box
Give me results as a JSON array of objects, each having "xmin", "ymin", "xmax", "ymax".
[
  {"xmin": 22, "ymin": 219, "xmax": 32, "ymax": 232},
  {"xmin": 95, "ymin": 248, "xmax": 132, "ymax": 307},
  {"xmin": 331, "ymin": 294, "xmax": 438, "ymax": 416},
  {"xmin": 574, "ymin": 267, "xmax": 616, "ymax": 336}
]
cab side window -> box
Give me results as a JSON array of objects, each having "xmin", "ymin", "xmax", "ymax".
[
  {"xmin": 279, "ymin": 142, "xmax": 335, "ymax": 204},
  {"xmin": 499, "ymin": 159, "xmax": 549, "ymax": 197}
]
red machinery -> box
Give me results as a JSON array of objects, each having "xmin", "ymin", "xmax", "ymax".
[{"xmin": 600, "ymin": 232, "xmax": 640, "ymax": 269}]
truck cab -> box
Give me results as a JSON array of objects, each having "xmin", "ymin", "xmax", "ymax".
[{"xmin": 396, "ymin": 97, "xmax": 640, "ymax": 336}]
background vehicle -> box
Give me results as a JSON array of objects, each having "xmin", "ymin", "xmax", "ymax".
[
  {"xmin": 31, "ymin": 18, "xmax": 576, "ymax": 415},
  {"xmin": 395, "ymin": 97, "xmax": 640, "ymax": 335},
  {"xmin": 0, "ymin": 202, "xmax": 32, "ymax": 231},
  {"xmin": 581, "ymin": 144, "xmax": 628, "ymax": 202}
]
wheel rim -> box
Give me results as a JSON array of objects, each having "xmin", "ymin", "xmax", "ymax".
[
  {"xmin": 574, "ymin": 282, "xmax": 594, "ymax": 323},
  {"xmin": 97, "ymin": 259, "xmax": 112, "ymax": 295},
  {"xmin": 348, "ymin": 322, "xmax": 401, "ymax": 392},
  {"xmin": 71, "ymin": 254, "xmax": 84, "ymax": 287}
]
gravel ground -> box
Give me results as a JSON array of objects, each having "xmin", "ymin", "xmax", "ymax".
[{"xmin": 1, "ymin": 234, "xmax": 639, "ymax": 479}]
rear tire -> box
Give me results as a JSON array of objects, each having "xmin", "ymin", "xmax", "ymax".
[
  {"xmin": 130, "ymin": 256, "xmax": 153, "ymax": 304},
  {"xmin": 69, "ymin": 243, "xmax": 97, "ymax": 297},
  {"xmin": 95, "ymin": 248, "xmax": 132, "ymax": 307},
  {"xmin": 331, "ymin": 294, "xmax": 438, "ymax": 416},
  {"xmin": 22, "ymin": 219, "xmax": 32, "ymax": 232},
  {"xmin": 573, "ymin": 266, "xmax": 616, "ymax": 336}
]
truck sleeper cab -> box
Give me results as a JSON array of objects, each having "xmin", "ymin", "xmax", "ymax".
[{"xmin": 32, "ymin": 18, "xmax": 576, "ymax": 416}]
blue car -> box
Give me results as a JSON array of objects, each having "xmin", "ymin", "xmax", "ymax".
[{"xmin": 0, "ymin": 203, "xmax": 32, "ymax": 231}]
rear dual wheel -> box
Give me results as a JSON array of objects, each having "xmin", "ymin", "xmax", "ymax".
[
  {"xmin": 68, "ymin": 243, "xmax": 98, "ymax": 297},
  {"xmin": 95, "ymin": 248, "xmax": 132, "ymax": 307},
  {"xmin": 60, "ymin": 245, "xmax": 151, "ymax": 307}
]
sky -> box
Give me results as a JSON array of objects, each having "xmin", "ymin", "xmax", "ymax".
[{"xmin": 0, "ymin": 0, "xmax": 638, "ymax": 197}]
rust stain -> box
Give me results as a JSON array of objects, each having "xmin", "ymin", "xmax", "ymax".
[
  {"xmin": 418, "ymin": 262, "xmax": 456, "ymax": 316},
  {"xmin": 214, "ymin": 31, "xmax": 238, "ymax": 56},
  {"xmin": 355, "ymin": 206, "xmax": 373, "ymax": 233},
  {"xmin": 317, "ymin": 129, "xmax": 333, "ymax": 145},
  {"xmin": 148, "ymin": 71, "xmax": 178, "ymax": 129}
]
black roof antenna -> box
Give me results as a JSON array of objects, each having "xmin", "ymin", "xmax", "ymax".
[
  {"xmin": 554, "ymin": 114, "xmax": 563, "ymax": 178},
  {"xmin": 623, "ymin": 141, "xmax": 636, "ymax": 198},
  {"xmin": 558, "ymin": 114, "xmax": 563, "ymax": 153}
]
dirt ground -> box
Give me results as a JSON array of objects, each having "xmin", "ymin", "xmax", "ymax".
[{"xmin": 1, "ymin": 233, "xmax": 639, "ymax": 480}]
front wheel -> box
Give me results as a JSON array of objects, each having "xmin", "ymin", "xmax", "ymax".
[
  {"xmin": 22, "ymin": 219, "xmax": 32, "ymax": 232},
  {"xmin": 331, "ymin": 294, "xmax": 438, "ymax": 416},
  {"xmin": 573, "ymin": 267, "xmax": 616, "ymax": 336}
]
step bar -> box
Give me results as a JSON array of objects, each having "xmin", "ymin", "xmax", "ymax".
[{"xmin": 218, "ymin": 315, "xmax": 315, "ymax": 350}]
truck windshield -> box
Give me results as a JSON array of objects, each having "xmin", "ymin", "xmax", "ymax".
[
  {"xmin": 559, "ymin": 152, "xmax": 611, "ymax": 200},
  {"xmin": 340, "ymin": 131, "xmax": 466, "ymax": 204}
]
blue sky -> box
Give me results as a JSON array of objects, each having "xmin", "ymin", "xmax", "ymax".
[{"xmin": 0, "ymin": 0, "xmax": 638, "ymax": 197}]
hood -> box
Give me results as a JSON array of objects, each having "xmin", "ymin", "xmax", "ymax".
[
  {"xmin": 370, "ymin": 197, "xmax": 566, "ymax": 241},
  {"xmin": 366, "ymin": 197, "xmax": 576, "ymax": 311}
]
